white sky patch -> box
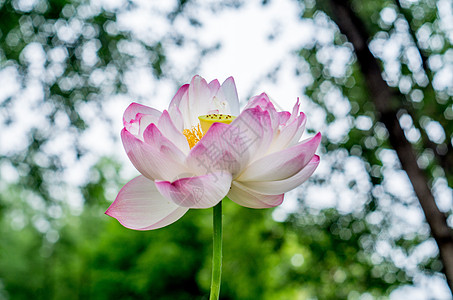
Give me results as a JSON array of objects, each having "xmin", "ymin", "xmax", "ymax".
[
  {"xmin": 0, "ymin": 66, "xmax": 21, "ymax": 104},
  {"xmin": 425, "ymin": 120, "xmax": 446, "ymax": 144},
  {"xmin": 196, "ymin": 0, "xmax": 314, "ymax": 110}
]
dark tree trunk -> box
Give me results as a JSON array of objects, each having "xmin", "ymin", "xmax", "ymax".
[
  {"xmin": 393, "ymin": 0, "xmax": 453, "ymax": 179},
  {"xmin": 327, "ymin": 0, "xmax": 453, "ymax": 294}
]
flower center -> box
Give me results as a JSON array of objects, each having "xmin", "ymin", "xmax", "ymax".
[
  {"xmin": 198, "ymin": 114, "xmax": 236, "ymax": 134},
  {"xmin": 183, "ymin": 124, "xmax": 204, "ymax": 149},
  {"xmin": 182, "ymin": 114, "xmax": 236, "ymax": 149}
]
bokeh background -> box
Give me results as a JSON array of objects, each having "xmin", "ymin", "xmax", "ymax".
[{"xmin": 0, "ymin": 0, "xmax": 452, "ymax": 299}]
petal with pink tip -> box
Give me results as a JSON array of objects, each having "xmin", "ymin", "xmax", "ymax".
[
  {"xmin": 143, "ymin": 123, "xmax": 186, "ymax": 162},
  {"xmin": 227, "ymin": 181, "xmax": 284, "ymax": 208},
  {"xmin": 245, "ymin": 93, "xmax": 279, "ymax": 130},
  {"xmin": 208, "ymin": 79, "xmax": 221, "ymax": 94},
  {"xmin": 122, "ymin": 128, "xmax": 187, "ymax": 181},
  {"xmin": 158, "ymin": 110, "xmax": 190, "ymax": 155},
  {"xmin": 287, "ymin": 98, "xmax": 300, "ymax": 124},
  {"xmin": 238, "ymin": 155, "xmax": 320, "ymax": 195},
  {"xmin": 268, "ymin": 112, "xmax": 306, "ymax": 153},
  {"xmin": 169, "ymin": 84, "xmax": 189, "ymax": 108},
  {"xmin": 244, "ymin": 92, "xmax": 273, "ymax": 110},
  {"xmin": 289, "ymin": 113, "xmax": 308, "ymax": 146},
  {"xmin": 155, "ymin": 172, "xmax": 232, "ymax": 208},
  {"xmin": 185, "ymin": 75, "xmax": 213, "ymax": 127},
  {"xmin": 230, "ymin": 106, "xmax": 274, "ymax": 160},
  {"xmin": 123, "ymin": 102, "xmax": 161, "ymax": 125},
  {"xmin": 133, "ymin": 113, "xmax": 161, "ymax": 140},
  {"xmin": 278, "ymin": 111, "xmax": 291, "ymax": 125},
  {"xmin": 215, "ymin": 77, "xmax": 240, "ymax": 115},
  {"xmin": 238, "ymin": 132, "xmax": 321, "ymax": 182},
  {"xmin": 106, "ymin": 175, "xmax": 188, "ymax": 230}
]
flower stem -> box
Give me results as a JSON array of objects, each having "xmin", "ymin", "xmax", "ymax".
[{"xmin": 209, "ymin": 199, "xmax": 224, "ymax": 300}]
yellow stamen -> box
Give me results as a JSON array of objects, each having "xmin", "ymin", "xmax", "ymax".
[{"xmin": 183, "ymin": 124, "xmax": 204, "ymax": 149}]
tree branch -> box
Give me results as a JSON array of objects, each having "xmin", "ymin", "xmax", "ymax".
[
  {"xmin": 394, "ymin": 0, "xmax": 453, "ymax": 177},
  {"xmin": 328, "ymin": 0, "xmax": 453, "ymax": 293}
]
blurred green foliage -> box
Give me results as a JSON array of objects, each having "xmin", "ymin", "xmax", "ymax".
[
  {"xmin": 0, "ymin": 166, "xmax": 409, "ymax": 299},
  {"xmin": 1, "ymin": 0, "xmax": 452, "ymax": 299}
]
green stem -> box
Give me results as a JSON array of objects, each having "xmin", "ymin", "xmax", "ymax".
[{"xmin": 209, "ymin": 199, "xmax": 224, "ymax": 300}]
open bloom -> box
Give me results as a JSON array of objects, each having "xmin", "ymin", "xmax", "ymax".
[{"xmin": 106, "ymin": 75, "xmax": 321, "ymax": 230}]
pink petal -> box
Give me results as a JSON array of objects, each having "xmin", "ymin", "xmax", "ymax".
[
  {"xmin": 238, "ymin": 132, "xmax": 321, "ymax": 182},
  {"xmin": 106, "ymin": 175, "xmax": 188, "ymax": 230},
  {"xmin": 227, "ymin": 181, "xmax": 284, "ymax": 208},
  {"xmin": 169, "ymin": 84, "xmax": 189, "ymax": 108},
  {"xmin": 155, "ymin": 172, "xmax": 232, "ymax": 208},
  {"xmin": 208, "ymin": 79, "xmax": 221, "ymax": 94},
  {"xmin": 123, "ymin": 102, "xmax": 161, "ymax": 125},
  {"xmin": 287, "ymin": 98, "xmax": 300, "ymax": 124},
  {"xmin": 122, "ymin": 128, "xmax": 187, "ymax": 181},
  {"xmin": 289, "ymin": 113, "xmax": 307, "ymax": 146},
  {"xmin": 278, "ymin": 111, "xmax": 291, "ymax": 125},
  {"xmin": 244, "ymin": 92, "xmax": 274, "ymax": 110},
  {"xmin": 215, "ymin": 76, "xmax": 240, "ymax": 115},
  {"xmin": 143, "ymin": 123, "xmax": 186, "ymax": 162},
  {"xmin": 186, "ymin": 122, "xmax": 249, "ymax": 176},
  {"xmin": 268, "ymin": 112, "xmax": 306, "ymax": 154},
  {"xmin": 158, "ymin": 110, "xmax": 190, "ymax": 154},
  {"xmin": 230, "ymin": 106, "xmax": 274, "ymax": 160},
  {"xmin": 244, "ymin": 93, "xmax": 279, "ymax": 130},
  {"xmin": 238, "ymin": 155, "xmax": 320, "ymax": 195},
  {"xmin": 135, "ymin": 113, "xmax": 160, "ymax": 140}
]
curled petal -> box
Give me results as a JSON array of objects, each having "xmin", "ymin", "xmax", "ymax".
[
  {"xmin": 123, "ymin": 102, "xmax": 161, "ymax": 125},
  {"xmin": 155, "ymin": 172, "xmax": 232, "ymax": 208},
  {"xmin": 106, "ymin": 176, "xmax": 188, "ymax": 230},
  {"xmin": 238, "ymin": 155, "xmax": 320, "ymax": 195},
  {"xmin": 238, "ymin": 132, "xmax": 321, "ymax": 182},
  {"xmin": 228, "ymin": 181, "xmax": 284, "ymax": 208},
  {"xmin": 122, "ymin": 128, "xmax": 187, "ymax": 181},
  {"xmin": 122, "ymin": 103, "xmax": 161, "ymax": 139}
]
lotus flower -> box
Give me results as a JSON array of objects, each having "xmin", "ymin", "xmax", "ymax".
[{"xmin": 106, "ymin": 75, "xmax": 321, "ymax": 230}]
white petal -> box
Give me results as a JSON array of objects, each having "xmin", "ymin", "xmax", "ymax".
[
  {"xmin": 227, "ymin": 181, "xmax": 284, "ymax": 208},
  {"xmin": 106, "ymin": 176, "xmax": 189, "ymax": 230},
  {"xmin": 238, "ymin": 155, "xmax": 320, "ymax": 195},
  {"xmin": 238, "ymin": 133, "xmax": 321, "ymax": 182},
  {"xmin": 158, "ymin": 110, "xmax": 190, "ymax": 155},
  {"xmin": 215, "ymin": 76, "xmax": 240, "ymax": 115}
]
